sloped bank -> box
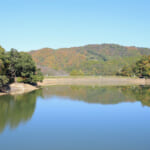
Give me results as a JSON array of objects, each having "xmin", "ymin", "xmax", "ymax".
[{"xmin": 0, "ymin": 83, "xmax": 38, "ymax": 96}]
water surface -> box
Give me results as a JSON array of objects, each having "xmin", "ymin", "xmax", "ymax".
[{"xmin": 0, "ymin": 85, "xmax": 150, "ymax": 150}]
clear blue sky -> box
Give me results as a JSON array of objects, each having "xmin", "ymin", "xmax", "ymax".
[{"xmin": 0, "ymin": 0, "xmax": 150, "ymax": 51}]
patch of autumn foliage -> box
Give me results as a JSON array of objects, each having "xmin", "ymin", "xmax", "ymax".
[{"xmin": 30, "ymin": 44, "xmax": 150, "ymax": 75}]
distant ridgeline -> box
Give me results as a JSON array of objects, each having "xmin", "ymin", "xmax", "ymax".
[{"xmin": 30, "ymin": 44, "xmax": 150, "ymax": 76}]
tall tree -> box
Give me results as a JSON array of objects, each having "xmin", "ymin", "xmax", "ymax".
[
  {"xmin": 5, "ymin": 49, "xmax": 21, "ymax": 82},
  {"xmin": 133, "ymin": 56, "xmax": 150, "ymax": 78}
]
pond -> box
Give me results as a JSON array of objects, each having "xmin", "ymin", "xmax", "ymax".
[{"xmin": 0, "ymin": 85, "xmax": 150, "ymax": 150}]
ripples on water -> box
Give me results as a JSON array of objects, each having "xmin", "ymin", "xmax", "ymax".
[{"xmin": 0, "ymin": 85, "xmax": 150, "ymax": 150}]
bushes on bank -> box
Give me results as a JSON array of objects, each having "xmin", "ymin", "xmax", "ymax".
[
  {"xmin": 70, "ymin": 69, "xmax": 84, "ymax": 76},
  {"xmin": 117, "ymin": 55, "xmax": 150, "ymax": 78}
]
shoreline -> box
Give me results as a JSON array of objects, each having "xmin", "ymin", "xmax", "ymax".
[
  {"xmin": 1, "ymin": 76, "xmax": 150, "ymax": 96},
  {"xmin": 38, "ymin": 76, "xmax": 148, "ymax": 86},
  {"xmin": 0, "ymin": 83, "xmax": 39, "ymax": 96}
]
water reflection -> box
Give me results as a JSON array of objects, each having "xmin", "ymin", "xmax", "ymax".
[
  {"xmin": 121, "ymin": 86, "xmax": 150, "ymax": 107},
  {"xmin": 0, "ymin": 85, "xmax": 150, "ymax": 133},
  {"xmin": 0, "ymin": 89, "xmax": 43, "ymax": 133},
  {"xmin": 42, "ymin": 85, "xmax": 150, "ymax": 106}
]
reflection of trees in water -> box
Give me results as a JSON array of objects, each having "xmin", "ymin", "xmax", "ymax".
[
  {"xmin": 42, "ymin": 86, "xmax": 136, "ymax": 104},
  {"xmin": 121, "ymin": 86, "xmax": 150, "ymax": 107},
  {"xmin": 1, "ymin": 85, "xmax": 150, "ymax": 133},
  {"xmin": 0, "ymin": 89, "xmax": 43, "ymax": 133},
  {"xmin": 43, "ymin": 85, "xmax": 150, "ymax": 107}
]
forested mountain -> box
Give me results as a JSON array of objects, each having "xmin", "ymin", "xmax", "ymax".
[{"xmin": 30, "ymin": 44, "xmax": 150, "ymax": 75}]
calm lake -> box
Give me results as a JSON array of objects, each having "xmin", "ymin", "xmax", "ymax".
[{"xmin": 0, "ymin": 85, "xmax": 150, "ymax": 150}]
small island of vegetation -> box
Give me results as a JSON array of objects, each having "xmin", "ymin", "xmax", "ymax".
[{"xmin": 0, "ymin": 46, "xmax": 43, "ymax": 92}]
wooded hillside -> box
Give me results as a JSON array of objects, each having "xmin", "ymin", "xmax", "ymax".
[{"xmin": 30, "ymin": 44, "xmax": 150, "ymax": 75}]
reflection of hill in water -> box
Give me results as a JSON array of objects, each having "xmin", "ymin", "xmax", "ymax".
[
  {"xmin": 0, "ymin": 85, "xmax": 150, "ymax": 133},
  {"xmin": 0, "ymin": 90, "xmax": 43, "ymax": 133},
  {"xmin": 42, "ymin": 85, "xmax": 150, "ymax": 107}
]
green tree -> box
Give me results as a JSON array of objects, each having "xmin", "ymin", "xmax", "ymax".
[
  {"xmin": 0, "ymin": 46, "xmax": 6, "ymax": 75},
  {"xmin": 133, "ymin": 56, "xmax": 150, "ymax": 78},
  {"xmin": 70, "ymin": 69, "xmax": 84, "ymax": 76},
  {"xmin": 4, "ymin": 49, "xmax": 21, "ymax": 82},
  {"xmin": 0, "ymin": 76, "xmax": 9, "ymax": 91},
  {"xmin": 0, "ymin": 46, "xmax": 44, "ymax": 91},
  {"xmin": 4, "ymin": 49, "xmax": 43, "ymax": 84},
  {"xmin": 0, "ymin": 46, "xmax": 9, "ymax": 91},
  {"xmin": 116, "ymin": 65, "xmax": 134, "ymax": 77},
  {"xmin": 16, "ymin": 52, "xmax": 43, "ymax": 84}
]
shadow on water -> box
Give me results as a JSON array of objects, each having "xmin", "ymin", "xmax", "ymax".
[{"xmin": 0, "ymin": 85, "xmax": 150, "ymax": 133}]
